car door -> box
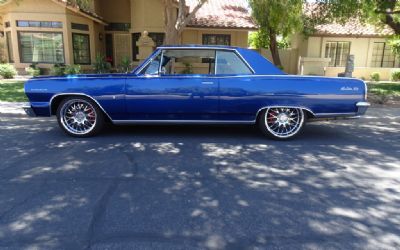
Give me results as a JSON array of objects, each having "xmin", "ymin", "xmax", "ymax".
[
  {"xmin": 125, "ymin": 49, "xmax": 219, "ymax": 121},
  {"xmin": 217, "ymin": 50, "xmax": 260, "ymax": 122}
]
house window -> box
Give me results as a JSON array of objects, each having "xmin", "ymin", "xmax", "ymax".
[
  {"xmin": 6, "ymin": 32, "xmax": 14, "ymax": 63},
  {"xmin": 105, "ymin": 34, "xmax": 114, "ymax": 66},
  {"xmin": 160, "ymin": 49, "xmax": 216, "ymax": 75},
  {"xmin": 105, "ymin": 23, "xmax": 131, "ymax": 32},
  {"xmin": 132, "ymin": 33, "xmax": 141, "ymax": 61},
  {"xmin": 325, "ymin": 41, "xmax": 351, "ymax": 67},
  {"xmin": 71, "ymin": 23, "xmax": 89, "ymax": 31},
  {"xmin": 202, "ymin": 34, "xmax": 231, "ymax": 46},
  {"xmin": 148, "ymin": 33, "xmax": 165, "ymax": 47},
  {"xmin": 371, "ymin": 42, "xmax": 399, "ymax": 68},
  {"xmin": 72, "ymin": 33, "xmax": 91, "ymax": 64},
  {"xmin": 17, "ymin": 21, "xmax": 62, "ymax": 28},
  {"xmin": 18, "ymin": 32, "xmax": 64, "ymax": 63},
  {"xmin": 5, "ymin": 21, "xmax": 10, "ymax": 28}
]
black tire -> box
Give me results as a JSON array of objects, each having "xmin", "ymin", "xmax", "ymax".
[
  {"xmin": 258, "ymin": 107, "xmax": 306, "ymax": 140},
  {"xmin": 56, "ymin": 96, "xmax": 105, "ymax": 137}
]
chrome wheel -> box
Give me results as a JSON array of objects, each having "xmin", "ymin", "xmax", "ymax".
[
  {"xmin": 60, "ymin": 99, "xmax": 97, "ymax": 135},
  {"xmin": 264, "ymin": 107, "xmax": 304, "ymax": 139}
]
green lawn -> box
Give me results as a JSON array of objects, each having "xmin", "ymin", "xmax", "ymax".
[
  {"xmin": 0, "ymin": 80, "xmax": 28, "ymax": 102},
  {"xmin": 367, "ymin": 82, "xmax": 400, "ymax": 96}
]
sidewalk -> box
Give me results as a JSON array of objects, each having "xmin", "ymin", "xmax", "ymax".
[{"xmin": 0, "ymin": 102, "xmax": 27, "ymax": 115}]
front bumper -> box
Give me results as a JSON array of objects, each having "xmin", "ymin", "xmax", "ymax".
[
  {"xmin": 22, "ymin": 105, "xmax": 37, "ymax": 117},
  {"xmin": 356, "ymin": 102, "xmax": 370, "ymax": 116}
]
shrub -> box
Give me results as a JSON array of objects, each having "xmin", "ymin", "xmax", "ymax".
[
  {"xmin": 93, "ymin": 54, "xmax": 111, "ymax": 74},
  {"xmin": 391, "ymin": 70, "xmax": 400, "ymax": 81},
  {"xmin": 25, "ymin": 63, "xmax": 42, "ymax": 77},
  {"xmin": 51, "ymin": 63, "xmax": 66, "ymax": 76},
  {"xmin": 370, "ymin": 72, "xmax": 380, "ymax": 82},
  {"xmin": 0, "ymin": 64, "xmax": 17, "ymax": 79},
  {"xmin": 65, "ymin": 65, "xmax": 81, "ymax": 75},
  {"xmin": 181, "ymin": 62, "xmax": 193, "ymax": 74},
  {"xmin": 118, "ymin": 56, "xmax": 132, "ymax": 73},
  {"xmin": 374, "ymin": 90, "xmax": 392, "ymax": 104}
]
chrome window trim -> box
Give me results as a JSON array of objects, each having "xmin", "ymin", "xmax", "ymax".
[
  {"xmin": 135, "ymin": 50, "xmax": 162, "ymax": 75},
  {"xmin": 49, "ymin": 93, "xmax": 113, "ymax": 121},
  {"xmin": 233, "ymin": 50, "xmax": 255, "ymax": 74},
  {"xmin": 214, "ymin": 50, "xmax": 218, "ymax": 75},
  {"xmin": 137, "ymin": 47, "xmax": 256, "ymax": 76},
  {"xmin": 158, "ymin": 49, "xmax": 164, "ymax": 75}
]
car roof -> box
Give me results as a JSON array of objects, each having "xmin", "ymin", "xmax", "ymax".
[{"xmin": 157, "ymin": 44, "xmax": 241, "ymax": 50}]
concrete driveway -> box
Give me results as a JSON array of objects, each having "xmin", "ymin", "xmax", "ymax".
[{"xmin": 0, "ymin": 108, "xmax": 399, "ymax": 249}]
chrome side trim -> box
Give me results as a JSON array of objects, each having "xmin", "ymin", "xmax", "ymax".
[
  {"xmin": 49, "ymin": 93, "xmax": 113, "ymax": 121},
  {"xmin": 356, "ymin": 102, "xmax": 371, "ymax": 107},
  {"xmin": 308, "ymin": 116, "xmax": 360, "ymax": 122},
  {"xmin": 314, "ymin": 112, "xmax": 357, "ymax": 117},
  {"xmin": 255, "ymin": 106, "xmax": 316, "ymax": 120},
  {"xmin": 113, "ymin": 120, "xmax": 255, "ymax": 125},
  {"xmin": 32, "ymin": 74, "xmax": 365, "ymax": 81}
]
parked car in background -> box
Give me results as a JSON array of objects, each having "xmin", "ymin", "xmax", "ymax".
[{"xmin": 24, "ymin": 45, "xmax": 370, "ymax": 140}]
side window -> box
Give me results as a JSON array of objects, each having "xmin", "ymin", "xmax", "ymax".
[
  {"xmin": 140, "ymin": 54, "xmax": 161, "ymax": 75},
  {"xmin": 160, "ymin": 49, "xmax": 215, "ymax": 75},
  {"xmin": 216, "ymin": 51, "xmax": 253, "ymax": 75}
]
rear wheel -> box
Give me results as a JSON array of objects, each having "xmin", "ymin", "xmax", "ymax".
[
  {"xmin": 258, "ymin": 107, "xmax": 305, "ymax": 140},
  {"xmin": 56, "ymin": 97, "xmax": 104, "ymax": 137}
]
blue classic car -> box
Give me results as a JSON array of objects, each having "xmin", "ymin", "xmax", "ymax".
[{"xmin": 24, "ymin": 45, "xmax": 370, "ymax": 140}]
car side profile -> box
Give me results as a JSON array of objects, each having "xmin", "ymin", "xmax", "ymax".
[{"xmin": 24, "ymin": 45, "xmax": 370, "ymax": 140}]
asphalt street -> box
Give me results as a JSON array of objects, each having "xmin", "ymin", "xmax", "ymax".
[{"xmin": 0, "ymin": 108, "xmax": 399, "ymax": 249}]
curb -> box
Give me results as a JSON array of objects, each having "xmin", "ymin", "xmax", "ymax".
[{"xmin": 0, "ymin": 102, "xmax": 28, "ymax": 115}]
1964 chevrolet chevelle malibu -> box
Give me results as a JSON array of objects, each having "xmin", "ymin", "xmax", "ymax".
[{"xmin": 24, "ymin": 45, "xmax": 370, "ymax": 140}]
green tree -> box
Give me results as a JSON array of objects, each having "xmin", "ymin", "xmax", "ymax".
[
  {"xmin": 249, "ymin": 0, "xmax": 303, "ymax": 67},
  {"xmin": 163, "ymin": 0, "xmax": 207, "ymax": 45},
  {"xmin": 313, "ymin": 1, "xmax": 400, "ymax": 34}
]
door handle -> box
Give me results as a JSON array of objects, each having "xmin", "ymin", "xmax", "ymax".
[{"xmin": 202, "ymin": 81, "xmax": 214, "ymax": 85}]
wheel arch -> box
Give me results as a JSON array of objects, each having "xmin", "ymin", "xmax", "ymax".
[
  {"xmin": 50, "ymin": 93, "xmax": 113, "ymax": 122},
  {"xmin": 255, "ymin": 106, "xmax": 316, "ymax": 122}
]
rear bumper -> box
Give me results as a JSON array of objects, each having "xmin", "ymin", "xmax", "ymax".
[
  {"xmin": 22, "ymin": 105, "xmax": 37, "ymax": 117},
  {"xmin": 356, "ymin": 102, "xmax": 370, "ymax": 116}
]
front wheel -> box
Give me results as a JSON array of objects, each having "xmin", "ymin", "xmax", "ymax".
[
  {"xmin": 258, "ymin": 107, "xmax": 306, "ymax": 140},
  {"xmin": 56, "ymin": 97, "xmax": 105, "ymax": 137}
]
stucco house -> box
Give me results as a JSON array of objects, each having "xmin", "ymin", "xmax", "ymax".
[
  {"xmin": 292, "ymin": 19, "xmax": 399, "ymax": 80},
  {"xmin": 0, "ymin": 0, "xmax": 255, "ymax": 73}
]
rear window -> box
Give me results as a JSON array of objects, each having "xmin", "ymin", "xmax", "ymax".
[{"xmin": 216, "ymin": 51, "xmax": 253, "ymax": 75}]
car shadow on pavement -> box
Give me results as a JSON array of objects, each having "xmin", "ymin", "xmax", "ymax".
[{"xmin": 0, "ymin": 112, "xmax": 399, "ymax": 249}]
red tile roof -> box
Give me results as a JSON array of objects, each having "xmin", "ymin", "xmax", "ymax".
[
  {"xmin": 186, "ymin": 0, "xmax": 257, "ymax": 30},
  {"xmin": 53, "ymin": 0, "xmax": 106, "ymax": 24},
  {"xmin": 314, "ymin": 19, "xmax": 394, "ymax": 37},
  {"xmin": 304, "ymin": 3, "xmax": 394, "ymax": 37}
]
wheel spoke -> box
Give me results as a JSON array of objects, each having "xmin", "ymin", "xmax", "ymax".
[
  {"xmin": 265, "ymin": 107, "xmax": 304, "ymax": 138},
  {"xmin": 61, "ymin": 100, "xmax": 97, "ymax": 135}
]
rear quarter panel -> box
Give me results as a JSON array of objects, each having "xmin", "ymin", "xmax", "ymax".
[{"xmin": 219, "ymin": 75, "xmax": 366, "ymax": 121}]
